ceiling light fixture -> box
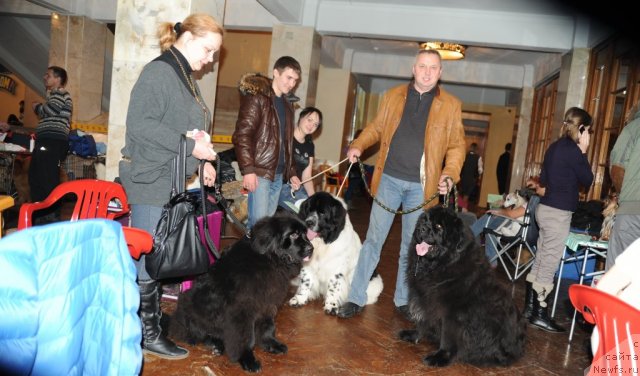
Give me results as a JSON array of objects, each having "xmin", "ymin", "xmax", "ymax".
[{"xmin": 420, "ymin": 42, "xmax": 465, "ymax": 60}]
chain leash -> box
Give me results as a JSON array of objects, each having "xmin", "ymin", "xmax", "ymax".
[{"xmin": 354, "ymin": 158, "xmax": 458, "ymax": 215}]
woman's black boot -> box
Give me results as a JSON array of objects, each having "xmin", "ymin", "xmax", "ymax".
[
  {"xmin": 523, "ymin": 281, "xmax": 535, "ymax": 319},
  {"xmin": 139, "ymin": 280, "xmax": 189, "ymax": 359},
  {"xmin": 528, "ymin": 288, "xmax": 565, "ymax": 333}
]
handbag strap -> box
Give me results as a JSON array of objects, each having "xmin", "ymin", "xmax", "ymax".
[
  {"xmin": 170, "ymin": 135, "xmax": 188, "ymax": 197},
  {"xmin": 198, "ymin": 160, "xmax": 221, "ymax": 259}
]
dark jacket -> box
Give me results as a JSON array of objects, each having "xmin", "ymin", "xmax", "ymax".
[
  {"xmin": 233, "ymin": 73, "xmax": 296, "ymax": 182},
  {"xmin": 540, "ymin": 136, "xmax": 594, "ymax": 212}
]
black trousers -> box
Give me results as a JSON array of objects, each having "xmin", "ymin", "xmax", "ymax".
[{"xmin": 28, "ymin": 138, "xmax": 68, "ymax": 202}]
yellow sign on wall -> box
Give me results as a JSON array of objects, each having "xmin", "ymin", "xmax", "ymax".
[{"xmin": 0, "ymin": 75, "xmax": 17, "ymax": 95}]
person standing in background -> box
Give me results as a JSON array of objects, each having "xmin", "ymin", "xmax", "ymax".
[
  {"xmin": 606, "ymin": 103, "xmax": 640, "ymax": 271},
  {"xmin": 524, "ymin": 107, "xmax": 594, "ymax": 333},
  {"xmin": 336, "ymin": 49, "xmax": 466, "ymax": 319},
  {"xmin": 29, "ymin": 66, "xmax": 73, "ymax": 214},
  {"xmin": 233, "ymin": 56, "xmax": 301, "ymax": 229},
  {"xmin": 119, "ymin": 13, "xmax": 222, "ymax": 360},
  {"xmin": 458, "ymin": 142, "xmax": 483, "ymax": 211},
  {"xmin": 497, "ymin": 142, "xmax": 512, "ymax": 195},
  {"xmin": 278, "ymin": 106, "xmax": 322, "ymax": 211}
]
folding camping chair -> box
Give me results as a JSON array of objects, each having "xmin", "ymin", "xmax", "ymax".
[{"xmin": 482, "ymin": 194, "xmax": 540, "ymax": 282}]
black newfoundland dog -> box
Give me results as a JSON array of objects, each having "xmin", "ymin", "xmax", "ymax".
[
  {"xmin": 399, "ymin": 206, "xmax": 526, "ymax": 367},
  {"xmin": 171, "ymin": 213, "xmax": 313, "ymax": 372}
]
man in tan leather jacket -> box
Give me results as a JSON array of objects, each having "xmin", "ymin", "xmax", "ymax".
[
  {"xmin": 337, "ymin": 49, "xmax": 466, "ymax": 319},
  {"xmin": 233, "ymin": 56, "xmax": 301, "ymax": 229}
]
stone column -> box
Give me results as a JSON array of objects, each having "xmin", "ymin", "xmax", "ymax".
[
  {"xmin": 49, "ymin": 15, "xmax": 107, "ymax": 123},
  {"xmin": 269, "ymin": 24, "xmax": 321, "ymax": 108},
  {"xmin": 512, "ymin": 86, "xmax": 534, "ymax": 193},
  {"xmin": 105, "ymin": 0, "xmax": 225, "ymax": 181},
  {"xmin": 554, "ymin": 48, "xmax": 590, "ymax": 137}
]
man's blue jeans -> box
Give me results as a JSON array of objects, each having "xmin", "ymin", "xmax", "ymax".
[
  {"xmin": 248, "ymin": 174, "xmax": 282, "ymax": 229},
  {"xmin": 347, "ymin": 173, "xmax": 424, "ymax": 307}
]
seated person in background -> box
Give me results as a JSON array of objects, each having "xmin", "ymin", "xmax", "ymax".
[
  {"xmin": 470, "ymin": 186, "xmax": 536, "ymax": 266},
  {"xmin": 590, "ymin": 237, "xmax": 640, "ymax": 355},
  {"xmin": 278, "ymin": 107, "xmax": 322, "ymax": 211}
]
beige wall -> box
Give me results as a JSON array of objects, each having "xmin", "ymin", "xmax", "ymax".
[
  {"xmin": 314, "ymin": 65, "xmax": 354, "ymax": 168},
  {"xmin": 217, "ymin": 31, "xmax": 272, "ymax": 88},
  {"xmin": 462, "ymin": 103, "xmax": 517, "ymax": 207}
]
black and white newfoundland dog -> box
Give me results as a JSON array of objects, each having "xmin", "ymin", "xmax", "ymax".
[
  {"xmin": 399, "ymin": 206, "xmax": 526, "ymax": 367},
  {"xmin": 170, "ymin": 213, "xmax": 313, "ymax": 373},
  {"xmin": 289, "ymin": 192, "xmax": 383, "ymax": 315}
]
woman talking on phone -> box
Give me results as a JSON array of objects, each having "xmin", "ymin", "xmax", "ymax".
[{"xmin": 523, "ymin": 107, "xmax": 594, "ymax": 333}]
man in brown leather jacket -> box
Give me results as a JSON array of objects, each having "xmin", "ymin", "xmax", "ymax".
[
  {"xmin": 337, "ymin": 49, "xmax": 467, "ymax": 319},
  {"xmin": 233, "ymin": 56, "xmax": 301, "ymax": 229}
]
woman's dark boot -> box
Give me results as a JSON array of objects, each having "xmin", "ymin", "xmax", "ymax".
[
  {"xmin": 528, "ymin": 284, "xmax": 565, "ymax": 333},
  {"xmin": 139, "ymin": 280, "xmax": 189, "ymax": 359},
  {"xmin": 523, "ymin": 281, "xmax": 535, "ymax": 319}
]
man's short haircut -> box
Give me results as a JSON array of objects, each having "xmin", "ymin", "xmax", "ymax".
[
  {"xmin": 273, "ymin": 56, "xmax": 301, "ymax": 75},
  {"xmin": 415, "ymin": 49, "xmax": 442, "ymax": 63},
  {"xmin": 48, "ymin": 66, "xmax": 68, "ymax": 86}
]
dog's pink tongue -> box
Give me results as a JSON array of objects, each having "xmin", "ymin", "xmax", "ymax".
[
  {"xmin": 307, "ymin": 229, "xmax": 318, "ymax": 241},
  {"xmin": 416, "ymin": 241, "xmax": 431, "ymax": 256}
]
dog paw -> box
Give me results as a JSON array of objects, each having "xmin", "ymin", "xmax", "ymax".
[
  {"xmin": 423, "ymin": 349, "xmax": 452, "ymax": 367},
  {"xmin": 262, "ymin": 338, "xmax": 288, "ymax": 354},
  {"xmin": 323, "ymin": 301, "xmax": 339, "ymax": 315},
  {"xmin": 204, "ymin": 337, "xmax": 225, "ymax": 355},
  {"xmin": 288, "ymin": 295, "xmax": 307, "ymax": 307},
  {"xmin": 398, "ymin": 329, "xmax": 420, "ymax": 344},
  {"xmin": 239, "ymin": 350, "xmax": 261, "ymax": 373}
]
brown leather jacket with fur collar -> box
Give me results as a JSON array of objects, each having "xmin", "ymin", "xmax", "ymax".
[
  {"xmin": 233, "ymin": 73, "xmax": 296, "ymax": 182},
  {"xmin": 351, "ymin": 83, "xmax": 466, "ymax": 210}
]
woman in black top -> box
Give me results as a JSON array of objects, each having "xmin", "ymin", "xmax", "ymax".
[{"xmin": 279, "ymin": 107, "xmax": 322, "ymax": 210}]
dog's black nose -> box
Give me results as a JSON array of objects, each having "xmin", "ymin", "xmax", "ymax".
[{"xmin": 305, "ymin": 219, "xmax": 316, "ymax": 228}]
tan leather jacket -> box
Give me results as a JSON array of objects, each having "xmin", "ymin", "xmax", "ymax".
[
  {"xmin": 351, "ymin": 83, "xmax": 466, "ymax": 210},
  {"xmin": 233, "ymin": 73, "xmax": 296, "ymax": 182}
]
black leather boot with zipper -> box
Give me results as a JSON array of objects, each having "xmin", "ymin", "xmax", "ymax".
[
  {"xmin": 528, "ymin": 286, "xmax": 565, "ymax": 333},
  {"xmin": 139, "ymin": 280, "xmax": 189, "ymax": 359}
]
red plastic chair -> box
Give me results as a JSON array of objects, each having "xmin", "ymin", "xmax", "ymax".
[
  {"xmin": 18, "ymin": 179, "xmax": 152, "ymax": 258},
  {"xmin": 569, "ymin": 284, "xmax": 640, "ymax": 375}
]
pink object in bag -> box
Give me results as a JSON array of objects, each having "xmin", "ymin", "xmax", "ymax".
[{"xmin": 181, "ymin": 210, "xmax": 222, "ymax": 292}]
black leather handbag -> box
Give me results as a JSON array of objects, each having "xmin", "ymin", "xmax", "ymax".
[{"xmin": 145, "ymin": 135, "xmax": 220, "ymax": 280}]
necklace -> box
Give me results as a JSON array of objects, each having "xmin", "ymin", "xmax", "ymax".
[{"xmin": 169, "ymin": 48, "xmax": 210, "ymax": 131}]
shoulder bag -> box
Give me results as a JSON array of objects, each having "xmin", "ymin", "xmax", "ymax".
[{"xmin": 146, "ymin": 135, "xmax": 220, "ymax": 280}]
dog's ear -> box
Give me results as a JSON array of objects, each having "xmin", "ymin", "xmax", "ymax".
[
  {"xmin": 321, "ymin": 200, "xmax": 347, "ymax": 243},
  {"xmin": 298, "ymin": 197, "xmax": 311, "ymax": 221},
  {"xmin": 412, "ymin": 212, "xmax": 429, "ymax": 243},
  {"xmin": 250, "ymin": 217, "xmax": 280, "ymax": 254}
]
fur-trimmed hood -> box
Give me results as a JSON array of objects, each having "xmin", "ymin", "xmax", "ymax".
[
  {"xmin": 238, "ymin": 73, "xmax": 271, "ymax": 97},
  {"xmin": 238, "ymin": 72, "xmax": 300, "ymax": 104}
]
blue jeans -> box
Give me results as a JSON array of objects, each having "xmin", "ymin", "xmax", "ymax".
[
  {"xmin": 278, "ymin": 182, "xmax": 309, "ymax": 212},
  {"xmin": 130, "ymin": 204, "xmax": 163, "ymax": 281},
  {"xmin": 470, "ymin": 213, "xmax": 509, "ymax": 266},
  {"xmin": 347, "ymin": 173, "xmax": 424, "ymax": 307},
  {"xmin": 248, "ymin": 174, "xmax": 283, "ymax": 229}
]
